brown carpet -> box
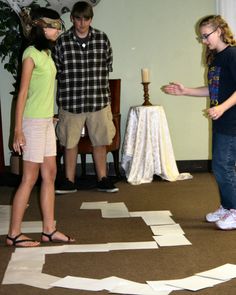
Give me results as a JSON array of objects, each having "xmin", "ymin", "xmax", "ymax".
[{"xmin": 0, "ymin": 173, "xmax": 236, "ymax": 295}]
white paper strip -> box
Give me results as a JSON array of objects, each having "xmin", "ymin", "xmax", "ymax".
[
  {"xmin": 130, "ymin": 211, "xmax": 172, "ymax": 217},
  {"xmin": 196, "ymin": 263, "xmax": 236, "ymax": 281},
  {"xmin": 165, "ymin": 276, "xmax": 224, "ymax": 291},
  {"xmin": 80, "ymin": 201, "xmax": 108, "ymax": 210},
  {"xmin": 101, "ymin": 202, "xmax": 130, "ymax": 218},
  {"xmin": 150, "ymin": 224, "xmax": 185, "ymax": 236},
  {"xmin": 153, "ymin": 235, "xmax": 191, "ymax": 247},
  {"xmin": 147, "ymin": 280, "xmax": 183, "ymax": 292},
  {"xmin": 108, "ymin": 241, "xmax": 158, "ymax": 251},
  {"xmin": 110, "ymin": 280, "xmax": 171, "ymax": 295},
  {"xmin": 51, "ymin": 276, "xmax": 106, "ymax": 291}
]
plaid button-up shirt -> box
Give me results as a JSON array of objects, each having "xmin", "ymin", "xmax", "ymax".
[{"xmin": 53, "ymin": 26, "xmax": 113, "ymax": 114}]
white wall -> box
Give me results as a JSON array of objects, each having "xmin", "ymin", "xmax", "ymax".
[{"xmin": 0, "ymin": 0, "xmax": 215, "ymax": 165}]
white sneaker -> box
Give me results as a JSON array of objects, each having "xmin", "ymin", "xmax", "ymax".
[
  {"xmin": 205, "ymin": 206, "xmax": 229, "ymax": 223},
  {"xmin": 216, "ymin": 209, "xmax": 236, "ymax": 230}
]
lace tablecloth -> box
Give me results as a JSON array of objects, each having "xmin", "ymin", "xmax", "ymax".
[{"xmin": 121, "ymin": 105, "xmax": 192, "ymax": 185}]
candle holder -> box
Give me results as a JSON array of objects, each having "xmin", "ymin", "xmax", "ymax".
[{"xmin": 141, "ymin": 82, "xmax": 152, "ymax": 106}]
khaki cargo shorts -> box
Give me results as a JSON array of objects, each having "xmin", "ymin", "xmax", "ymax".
[{"xmin": 56, "ymin": 105, "xmax": 116, "ymax": 149}]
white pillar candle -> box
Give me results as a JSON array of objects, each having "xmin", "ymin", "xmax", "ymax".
[{"xmin": 141, "ymin": 68, "xmax": 150, "ymax": 83}]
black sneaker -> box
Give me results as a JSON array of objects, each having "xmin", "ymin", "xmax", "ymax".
[
  {"xmin": 55, "ymin": 178, "xmax": 77, "ymax": 194},
  {"xmin": 97, "ymin": 177, "xmax": 119, "ymax": 193}
]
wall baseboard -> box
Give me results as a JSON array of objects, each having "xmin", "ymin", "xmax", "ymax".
[
  {"xmin": 5, "ymin": 160, "xmax": 212, "ymax": 177},
  {"xmin": 76, "ymin": 160, "xmax": 212, "ymax": 176},
  {"xmin": 176, "ymin": 160, "xmax": 212, "ymax": 173}
]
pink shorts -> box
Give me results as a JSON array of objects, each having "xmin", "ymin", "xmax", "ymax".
[{"xmin": 22, "ymin": 118, "xmax": 56, "ymax": 163}]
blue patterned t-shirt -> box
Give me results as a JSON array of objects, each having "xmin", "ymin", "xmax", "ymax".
[{"xmin": 208, "ymin": 46, "xmax": 236, "ymax": 135}]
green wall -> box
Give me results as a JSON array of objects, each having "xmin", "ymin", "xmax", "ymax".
[{"xmin": 0, "ymin": 0, "xmax": 215, "ymax": 165}]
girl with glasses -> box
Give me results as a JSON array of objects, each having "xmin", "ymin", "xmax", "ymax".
[{"xmin": 162, "ymin": 15, "xmax": 236, "ymax": 230}]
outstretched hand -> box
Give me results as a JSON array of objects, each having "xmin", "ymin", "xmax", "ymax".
[{"xmin": 161, "ymin": 82, "xmax": 186, "ymax": 96}]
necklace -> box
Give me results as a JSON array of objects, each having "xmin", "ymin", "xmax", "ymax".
[{"xmin": 76, "ymin": 34, "xmax": 89, "ymax": 49}]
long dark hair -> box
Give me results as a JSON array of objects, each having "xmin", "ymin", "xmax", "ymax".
[{"xmin": 29, "ymin": 7, "xmax": 60, "ymax": 51}]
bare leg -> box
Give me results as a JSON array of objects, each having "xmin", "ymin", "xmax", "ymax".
[
  {"xmin": 40, "ymin": 156, "xmax": 75, "ymax": 242},
  {"xmin": 93, "ymin": 145, "xmax": 107, "ymax": 180},
  {"xmin": 64, "ymin": 146, "xmax": 78, "ymax": 183},
  {"xmin": 40, "ymin": 156, "xmax": 56, "ymax": 234},
  {"xmin": 6, "ymin": 161, "xmax": 40, "ymax": 247}
]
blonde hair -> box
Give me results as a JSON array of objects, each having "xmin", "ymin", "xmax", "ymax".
[{"xmin": 198, "ymin": 15, "xmax": 236, "ymax": 64}]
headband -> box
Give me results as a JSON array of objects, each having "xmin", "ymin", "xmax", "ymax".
[
  {"xmin": 19, "ymin": 7, "xmax": 63, "ymax": 38},
  {"xmin": 32, "ymin": 17, "xmax": 63, "ymax": 30}
]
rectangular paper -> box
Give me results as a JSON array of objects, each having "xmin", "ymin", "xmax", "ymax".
[{"xmin": 153, "ymin": 235, "xmax": 191, "ymax": 247}]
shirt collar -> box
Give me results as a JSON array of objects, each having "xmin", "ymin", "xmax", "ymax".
[{"xmin": 70, "ymin": 26, "xmax": 95, "ymax": 42}]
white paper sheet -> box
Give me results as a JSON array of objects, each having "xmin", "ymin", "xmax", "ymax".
[
  {"xmin": 53, "ymin": 276, "xmax": 171, "ymax": 294},
  {"xmin": 150, "ymin": 224, "xmax": 185, "ymax": 236},
  {"xmin": 0, "ymin": 219, "xmax": 45, "ymax": 235},
  {"xmin": 3, "ymin": 243, "xmax": 233, "ymax": 294},
  {"xmin": 10, "ymin": 252, "xmax": 45, "ymax": 262},
  {"xmin": 2, "ymin": 270, "xmax": 38, "ymax": 285},
  {"xmin": 153, "ymin": 235, "xmax": 191, "ymax": 247},
  {"xmin": 165, "ymin": 275, "xmax": 224, "ymax": 291},
  {"xmin": 4, "ymin": 272, "xmax": 60, "ymax": 289},
  {"xmin": 196, "ymin": 263, "xmax": 236, "ymax": 281},
  {"xmin": 2, "ymin": 258, "xmax": 58, "ymax": 290},
  {"xmin": 15, "ymin": 245, "xmax": 67, "ymax": 255},
  {"xmin": 129, "ymin": 211, "xmax": 175, "ymax": 226},
  {"xmin": 104, "ymin": 276, "xmax": 157, "ymax": 293},
  {"xmin": 64, "ymin": 243, "xmax": 110, "ymax": 252},
  {"xmin": 50, "ymin": 276, "xmax": 106, "ymax": 291},
  {"xmin": 100, "ymin": 276, "xmax": 136, "ymax": 291},
  {"xmin": 0, "ymin": 222, "xmax": 11, "ymax": 235},
  {"xmin": 146, "ymin": 280, "xmax": 183, "ymax": 292},
  {"xmin": 130, "ymin": 211, "xmax": 172, "ymax": 217},
  {"xmin": 0, "ymin": 205, "xmax": 11, "ymax": 220},
  {"xmin": 101, "ymin": 202, "xmax": 130, "ymax": 218},
  {"xmin": 6, "ymin": 259, "xmax": 44, "ymax": 272},
  {"xmin": 80, "ymin": 201, "xmax": 108, "ymax": 210},
  {"xmin": 21, "ymin": 273, "xmax": 61, "ymax": 289},
  {"xmin": 21, "ymin": 221, "xmax": 45, "ymax": 232},
  {"xmin": 110, "ymin": 280, "xmax": 171, "ymax": 295},
  {"xmin": 108, "ymin": 241, "xmax": 158, "ymax": 251},
  {"xmin": 0, "ymin": 205, "xmax": 57, "ymax": 234},
  {"xmin": 14, "ymin": 241, "xmax": 157, "ymax": 255},
  {"xmin": 0, "ymin": 220, "xmax": 56, "ymax": 235},
  {"xmin": 142, "ymin": 215, "xmax": 175, "ymax": 226}
]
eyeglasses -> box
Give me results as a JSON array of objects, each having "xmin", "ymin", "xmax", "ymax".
[{"xmin": 196, "ymin": 26, "xmax": 219, "ymax": 42}]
